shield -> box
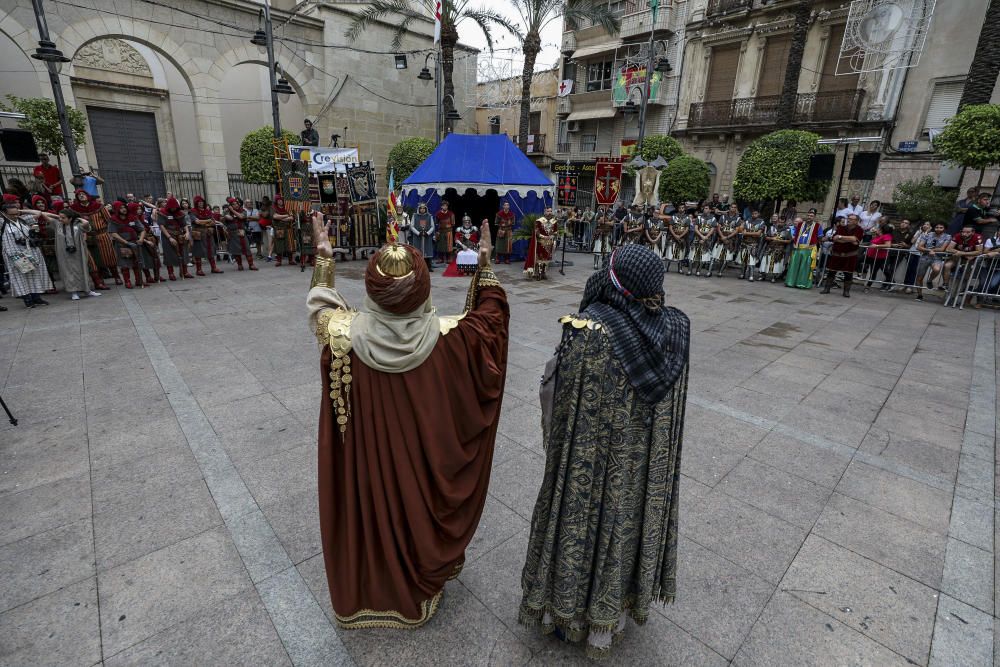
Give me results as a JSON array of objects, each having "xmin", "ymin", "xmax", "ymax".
[
  {"xmin": 594, "ymin": 158, "xmax": 624, "ymax": 206},
  {"xmin": 557, "ymin": 170, "xmax": 578, "ymax": 206}
]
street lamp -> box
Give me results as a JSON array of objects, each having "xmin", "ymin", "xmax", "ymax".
[
  {"xmin": 29, "ymin": 0, "xmax": 81, "ymax": 177},
  {"xmin": 251, "ymin": 0, "xmax": 296, "ymax": 140},
  {"xmin": 416, "ymin": 52, "xmax": 460, "ymax": 143}
]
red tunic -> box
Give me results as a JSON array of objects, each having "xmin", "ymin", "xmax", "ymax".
[
  {"xmin": 827, "ymin": 223, "xmax": 864, "ymax": 272},
  {"xmin": 317, "ymin": 287, "xmax": 509, "ymax": 628}
]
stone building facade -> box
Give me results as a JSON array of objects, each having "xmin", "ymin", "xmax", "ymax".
[
  {"xmin": 554, "ymin": 0, "xmax": 997, "ymax": 214},
  {"xmin": 474, "ymin": 66, "xmax": 559, "ymax": 170},
  {"xmin": 0, "ymin": 0, "xmax": 477, "ymax": 202}
]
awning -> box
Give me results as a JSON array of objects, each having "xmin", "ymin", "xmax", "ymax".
[
  {"xmin": 567, "ymin": 107, "xmax": 617, "ymax": 121},
  {"xmin": 570, "ymin": 40, "xmax": 622, "ymax": 60}
]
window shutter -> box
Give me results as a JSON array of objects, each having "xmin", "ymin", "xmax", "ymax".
[
  {"xmin": 924, "ymin": 81, "xmax": 965, "ymax": 130},
  {"xmin": 757, "ymin": 35, "xmax": 792, "ymax": 97},
  {"xmin": 705, "ymin": 44, "xmax": 741, "ymax": 102},
  {"xmin": 819, "ymin": 24, "xmax": 860, "ymax": 92}
]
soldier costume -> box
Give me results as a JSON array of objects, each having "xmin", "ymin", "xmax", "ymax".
[
  {"xmin": 592, "ymin": 214, "xmax": 614, "ymax": 269},
  {"xmin": 70, "ymin": 189, "xmax": 119, "ymax": 287},
  {"xmin": 712, "ymin": 207, "xmax": 743, "ymax": 277},
  {"xmin": 190, "ymin": 196, "xmax": 223, "ymax": 275},
  {"xmin": 738, "ymin": 212, "xmax": 766, "ymax": 281},
  {"xmin": 272, "ymin": 196, "xmax": 296, "ymax": 267},
  {"xmin": 455, "ymin": 215, "xmax": 479, "ymax": 251},
  {"xmin": 643, "ymin": 211, "xmax": 663, "ymax": 253},
  {"xmin": 129, "ymin": 202, "xmax": 160, "ymax": 283},
  {"xmin": 403, "ymin": 202, "xmax": 436, "ymax": 272},
  {"xmin": 494, "ymin": 202, "xmax": 515, "ymax": 264},
  {"xmin": 435, "ymin": 200, "xmax": 456, "ymax": 263},
  {"xmin": 624, "ymin": 207, "xmax": 645, "ymax": 244},
  {"xmin": 760, "ymin": 217, "xmax": 791, "ymax": 282},
  {"xmin": 158, "ymin": 197, "xmax": 194, "ymax": 281},
  {"xmin": 524, "ymin": 216, "xmax": 558, "ymax": 280},
  {"xmin": 687, "ymin": 208, "xmax": 717, "ymax": 276},
  {"xmin": 107, "ymin": 200, "xmax": 143, "ymax": 288},
  {"xmin": 664, "ymin": 212, "xmax": 692, "ymax": 274},
  {"xmin": 297, "ymin": 211, "xmax": 316, "ymax": 268},
  {"xmin": 223, "ymin": 197, "xmax": 257, "ymax": 271}
]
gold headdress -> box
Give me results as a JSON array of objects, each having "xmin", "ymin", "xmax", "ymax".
[{"xmin": 375, "ymin": 243, "xmax": 415, "ymax": 279}]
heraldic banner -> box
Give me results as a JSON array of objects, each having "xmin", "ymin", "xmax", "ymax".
[
  {"xmin": 280, "ymin": 159, "xmax": 313, "ymax": 213},
  {"xmin": 557, "ymin": 166, "xmax": 579, "ymax": 207},
  {"xmin": 594, "ymin": 158, "xmax": 623, "ymax": 206},
  {"xmin": 347, "ymin": 162, "xmax": 377, "ymax": 204}
]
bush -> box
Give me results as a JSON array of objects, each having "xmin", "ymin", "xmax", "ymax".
[
  {"xmin": 386, "ymin": 137, "xmax": 435, "ymax": 183},
  {"xmin": 637, "ymin": 135, "xmax": 683, "ymax": 163},
  {"xmin": 0, "ymin": 95, "xmax": 88, "ymax": 159},
  {"xmin": 933, "ymin": 104, "xmax": 1000, "ymax": 181},
  {"xmin": 892, "ymin": 176, "xmax": 957, "ymax": 224},
  {"xmin": 239, "ymin": 126, "xmax": 300, "ymax": 184},
  {"xmin": 659, "ymin": 155, "xmax": 711, "ymax": 205},
  {"xmin": 732, "ymin": 129, "xmax": 832, "ymax": 204}
]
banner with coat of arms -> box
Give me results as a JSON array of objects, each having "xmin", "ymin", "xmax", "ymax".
[
  {"xmin": 346, "ymin": 162, "xmax": 377, "ymax": 204},
  {"xmin": 594, "ymin": 158, "xmax": 623, "ymax": 206},
  {"xmin": 557, "ymin": 167, "xmax": 579, "ymax": 206},
  {"xmin": 279, "ymin": 159, "xmax": 312, "ymax": 212}
]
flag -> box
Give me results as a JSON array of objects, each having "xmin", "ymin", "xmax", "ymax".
[
  {"xmin": 557, "ymin": 79, "xmax": 574, "ymax": 97},
  {"xmin": 386, "ymin": 168, "xmax": 400, "ymax": 243},
  {"xmin": 650, "ymin": 0, "xmax": 659, "ymax": 23},
  {"xmin": 433, "ymin": 0, "xmax": 442, "ymax": 44}
]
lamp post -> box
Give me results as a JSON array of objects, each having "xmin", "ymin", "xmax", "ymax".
[
  {"xmin": 29, "ymin": 0, "xmax": 80, "ymax": 177},
  {"xmin": 251, "ymin": 0, "xmax": 295, "ymax": 140},
  {"xmin": 627, "ymin": 0, "xmax": 672, "ymax": 155},
  {"xmin": 418, "ymin": 50, "xmax": 461, "ymax": 144}
]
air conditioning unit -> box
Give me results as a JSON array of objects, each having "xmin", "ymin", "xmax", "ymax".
[{"xmin": 566, "ymin": 120, "xmax": 582, "ymax": 133}]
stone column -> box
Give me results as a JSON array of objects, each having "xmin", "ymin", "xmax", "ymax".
[{"xmin": 189, "ymin": 75, "xmax": 229, "ymax": 203}]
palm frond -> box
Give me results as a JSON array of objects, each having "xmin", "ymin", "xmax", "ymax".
[
  {"xmin": 563, "ymin": 0, "xmax": 620, "ymax": 34},
  {"xmin": 460, "ymin": 8, "xmax": 520, "ymax": 52},
  {"xmin": 345, "ymin": 0, "xmax": 416, "ymax": 46}
]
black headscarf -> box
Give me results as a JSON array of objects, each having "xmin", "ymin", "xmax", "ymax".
[{"xmin": 580, "ymin": 244, "xmax": 690, "ymax": 404}]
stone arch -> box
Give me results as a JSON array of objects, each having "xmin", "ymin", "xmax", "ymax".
[
  {"xmin": 56, "ymin": 16, "xmax": 201, "ymax": 93},
  {"xmin": 210, "ymin": 44, "xmax": 316, "ymax": 103},
  {"xmin": 0, "ymin": 11, "xmax": 51, "ymax": 92}
]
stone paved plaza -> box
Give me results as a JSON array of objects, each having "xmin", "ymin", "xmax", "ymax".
[{"xmin": 0, "ymin": 254, "xmax": 997, "ymax": 666}]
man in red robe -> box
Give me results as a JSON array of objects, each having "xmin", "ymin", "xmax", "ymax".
[{"xmin": 306, "ymin": 213, "xmax": 509, "ymax": 629}]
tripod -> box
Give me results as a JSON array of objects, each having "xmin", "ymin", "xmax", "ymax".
[{"xmin": 0, "ymin": 394, "xmax": 16, "ymax": 426}]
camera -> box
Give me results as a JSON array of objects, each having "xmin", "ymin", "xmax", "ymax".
[{"xmin": 65, "ymin": 245, "xmax": 77, "ymax": 254}]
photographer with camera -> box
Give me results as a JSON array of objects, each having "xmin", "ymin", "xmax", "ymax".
[
  {"xmin": 1, "ymin": 194, "xmax": 54, "ymax": 307},
  {"xmin": 25, "ymin": 207, "xmax": 101, "ymax": 300}
]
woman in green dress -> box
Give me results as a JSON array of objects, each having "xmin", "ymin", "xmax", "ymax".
[{"xmin": 519, "ymin": 244, "xmax": 690, "ymax": 658}]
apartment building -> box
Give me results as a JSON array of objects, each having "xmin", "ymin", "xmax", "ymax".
[
  {"xmin": 556, "ymin": 0, "xmax": 997, "ymax": 213},
  {"xmin": 554, "ymin": 0, "xmax": 689, "ymax": 200}
]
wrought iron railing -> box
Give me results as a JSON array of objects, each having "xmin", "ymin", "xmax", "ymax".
[
  {"xmin": 228, "ymin": 173, "xmax": 277, "ymax": 207},
  {"xmin": 707, "ymin": 0, "xmax": 751, "ymax": 16},
  {"xmin": 688, "ymin": 89, "xmax": 866, "ymax": 129},
  {"xmin": 95, "ymin": 169, "xmax": 206, "ymax": 202},
  {"xmin": 0, "ymin": 164, "xmax": 37, "ymax": 191},
  {"xmin": 527, "ymin": 134, "xmax": 546, "ymax": 154},
  {"xmin": 556, "ymin": 141, "xmax": 573, "ymax": 154}
]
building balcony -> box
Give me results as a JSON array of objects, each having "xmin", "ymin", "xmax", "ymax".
[
  {"xmin": 706, "ymin": 0, "xmax": 752, "ymax": 17},
  {"xmin": 557, "ymin": 96, "xmax": 572, "ymax": 116},
  {"xmin": 527, "ymin": 134, "xmax": 546, "ymax": 155},
  {"xmin": 620, "ymin": 6, "xmax": 672, "ymax": 39},
  {"xmin": 561, "ymin": 31, "xmax": 576, "ymax": 55},
  {"xmin": 687, "ymin": 90, "xmax": 867, "ymax": 130}
]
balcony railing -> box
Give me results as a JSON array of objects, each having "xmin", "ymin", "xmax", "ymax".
[
  {"xmin": 527, "ymin": 134, "xmax": 546, "ymax": 154},
  {"xmin": 620, "ymin": 6, "xmax": 672, "ymax": 39},
  {"xmin": 688, "ymin": 90, "xmax": 866, "ymax": 129},
  {"xmin": 707, "ymin": 0, "xmax": 752, "ymax": 17}
]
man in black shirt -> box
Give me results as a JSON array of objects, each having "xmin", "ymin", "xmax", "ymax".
[
  {"xmin": 301, "ymin": 119, "xmax": 320, "ymax": 147},
  {"xmin": 964, "ymin": 192, "xmax": 999, "ymax": 239}
]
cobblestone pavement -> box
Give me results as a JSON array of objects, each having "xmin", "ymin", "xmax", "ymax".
[{"xmin": 1, "ymin": 253, "xmax": 997, "ymax": 666}]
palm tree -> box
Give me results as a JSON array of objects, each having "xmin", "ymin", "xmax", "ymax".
[
  {"xmin": 506, "ymin": 0, "xmax": 619, "ymax": 152},
  {"xmin": 775, "ymin": 0, "xmax": 811, "ymax": 127},
  {"xmin": 959, "ymin": 0, "xmax": 1000, "ymax": 109},
  {"xmin": 346, "ymin": 0, "xmax": 515, "ymax": 128}
]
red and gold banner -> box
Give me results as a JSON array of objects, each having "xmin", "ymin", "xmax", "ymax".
[{"xmin": 594, "ymin": 158, "xmax": 624, "ymax": 206}]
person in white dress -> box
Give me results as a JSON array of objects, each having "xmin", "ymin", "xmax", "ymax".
[{"xmin": 1, "ymin": 194, "xmax": 54, "ymax": 307}]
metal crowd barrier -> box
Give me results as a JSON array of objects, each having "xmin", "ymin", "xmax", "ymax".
[
  {"xmin": 947, "ymin": 254, "xmax": 1000, "ymax": 309},
  {"xmin": 848, "ymin": 246, "xmax": 956, "ymax": 301}
]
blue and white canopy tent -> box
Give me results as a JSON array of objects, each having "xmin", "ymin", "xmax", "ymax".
[{"xmin": 401, "ymin": 134, "xmax": 554, "ymax": 257}]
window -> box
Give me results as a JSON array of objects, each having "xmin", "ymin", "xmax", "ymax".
[
  {"xmin": 757, "ymin": 35, "xmax": 792, "ymax": 97},
  {"xmin": 586, "ymin": 60, "xmax": 614, "ymax": 92},
  {"xmin": 581, "ymin": 133, "xmax": 598, "ymax": 152},
  {"xmin": 488, "ymin": 115, "xmax": 500, "ymax": 134},
  {"xmin": 924, "ymin": 81, "xmax": 965, "ymax": 132},
  {"xmin": 818, "ymin": 24, "xmax": 860, "ymax": 92},
  {"xmin": 704, "ymin": 43, "xmax": 740, "ymax": 102},
  {"xmin": 529, "ymin": 112, "xmax": 542, "ymax": 134}
]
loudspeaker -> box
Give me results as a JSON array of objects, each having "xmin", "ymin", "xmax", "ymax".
[
  {"xmin": 0, "ymin": 129, "xmax": 39, "ymax": 163},
  {"xmin": 808, "ymin": 153, "xmax": 835, "ymax": 180},
  {"xmin": 849, "ymin": 152, "xmax": 881, "ymax": 181}
]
